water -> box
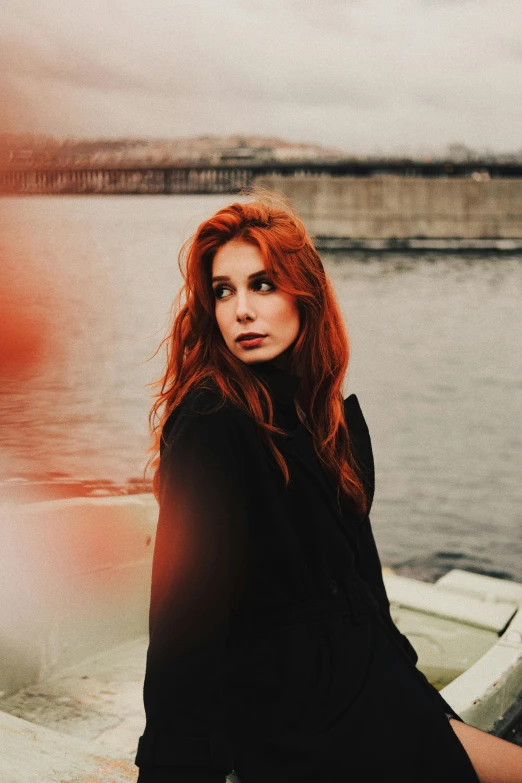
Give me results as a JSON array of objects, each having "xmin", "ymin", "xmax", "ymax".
[{"xmin": 0, "ymin": 195, "xmax": 520, "ymax": 582}]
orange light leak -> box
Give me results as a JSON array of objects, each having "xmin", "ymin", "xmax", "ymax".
[
  {"xmin": 0, "ymin": 265, "xmax": 52, "ymax": 375},
  {"xmin": 0, "ymin": 72, "xmax": 141, "ymax": 618},
  {"xmin": 0, "ymin": 74, "xmax": 57, "ymax": 378}
]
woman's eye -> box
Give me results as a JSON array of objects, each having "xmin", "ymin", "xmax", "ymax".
[
  {"xmin": 213, "ymin": 280, "xmax": 274, "ymax": 299},
  {"xmin": 213, "ymin": 285, "xmax": 229, "ymax": 300},
  {"xmin": 255, "ymin": 279, "xmax": 275, "ymax": 292}
]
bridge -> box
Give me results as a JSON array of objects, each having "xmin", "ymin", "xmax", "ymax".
[{"xmin": 1, "ymin": 159, "xmax": 522, "ymax": 196}]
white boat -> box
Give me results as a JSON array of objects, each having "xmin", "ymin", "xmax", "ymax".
[
  {"xmin": 0, "ymin": 494, "xmax": 521, "ymax": 782},
  {"xmin": 384, "ymin": 568, "xmax": 522, "ymax": 738}
]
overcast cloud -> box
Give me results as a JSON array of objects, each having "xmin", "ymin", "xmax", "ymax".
[{"xmin": 1, "ymin": 0, "xmax": 521, "ymax": 154}]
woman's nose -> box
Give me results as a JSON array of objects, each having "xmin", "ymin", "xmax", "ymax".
[{"xmin": 235, "ymin": 291, "xmax": 255, "ymax": 320}]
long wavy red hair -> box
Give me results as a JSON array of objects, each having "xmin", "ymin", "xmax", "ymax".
[{"xmin": 148, "ymin": 193, "xmax": 368, "ymax": 517}]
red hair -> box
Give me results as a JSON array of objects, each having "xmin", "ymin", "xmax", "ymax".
[{"xmin": 148, "ymin": 193, "xmax": 368, "ymax": 517}]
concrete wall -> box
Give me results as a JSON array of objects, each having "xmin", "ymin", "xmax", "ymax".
[
  {"xmin": 0, "ymin": 494, "xmax": 158, "ymax": 697},
  {"xmin": 255, "ymin": 175, "xmax": 522, "ymax": 239}
]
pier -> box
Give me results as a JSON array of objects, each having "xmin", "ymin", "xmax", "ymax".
[{"xmin": 2, "ymin": 161, "xmax": 522, "ymax": 244}]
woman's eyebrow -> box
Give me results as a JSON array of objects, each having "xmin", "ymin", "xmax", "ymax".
[{"xmin": 211, "ymin": 270, "xmax": 267, "ymax": 283}]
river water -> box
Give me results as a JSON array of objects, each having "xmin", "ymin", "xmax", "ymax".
[{"xmin": 0, "ymin": 195, "xmax": 520, "ymax": 582}]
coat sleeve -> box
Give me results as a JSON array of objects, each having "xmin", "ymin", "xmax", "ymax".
[
  {"xmin": 135, "ymin": 399, "xmax": 249, "ymax": 783},
  {"xmin": 344, "ymin": 394, "xmax": 419, "ymax": 667}
]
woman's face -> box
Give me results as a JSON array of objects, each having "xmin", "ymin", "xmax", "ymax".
[{"xmin": 211, "ymin": 240, "xmax": 300, "ymax": 366}]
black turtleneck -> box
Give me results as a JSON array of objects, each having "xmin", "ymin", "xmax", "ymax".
[{"xmin": 246, "ymin": 359, "xmax": 302, "ymax": 432}]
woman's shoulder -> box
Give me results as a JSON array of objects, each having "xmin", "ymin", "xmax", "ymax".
[
  {"xmin": 179, "ymin": 384, "xmax": 227, "ymax": 416},
  {"xmin": 160, "ymin": 384, "xmax": 247, "ymax": 454}
]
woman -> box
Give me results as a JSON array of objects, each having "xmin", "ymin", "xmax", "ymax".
[{"xmin": 135, "ymin": 196, "xmax": 522, "ymax": 782}]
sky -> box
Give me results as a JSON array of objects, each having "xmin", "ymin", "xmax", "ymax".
[{"xmin": 1, "ymin": 0, "xmax": 522, "ymax": 155}]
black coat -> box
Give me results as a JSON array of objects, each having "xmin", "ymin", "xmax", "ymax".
[{"xmin": 135, "ymin": 361, "xmax": 479, "ymax": 783}]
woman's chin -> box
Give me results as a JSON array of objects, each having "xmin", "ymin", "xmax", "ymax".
[{"xmin": 234, "ymin": 346, "xmax": 272, "ymax": 363}]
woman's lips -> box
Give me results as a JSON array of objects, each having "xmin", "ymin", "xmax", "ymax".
[{"xmin": 237, "ymin": 336, "xmax": 266, "ymax": 348}]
